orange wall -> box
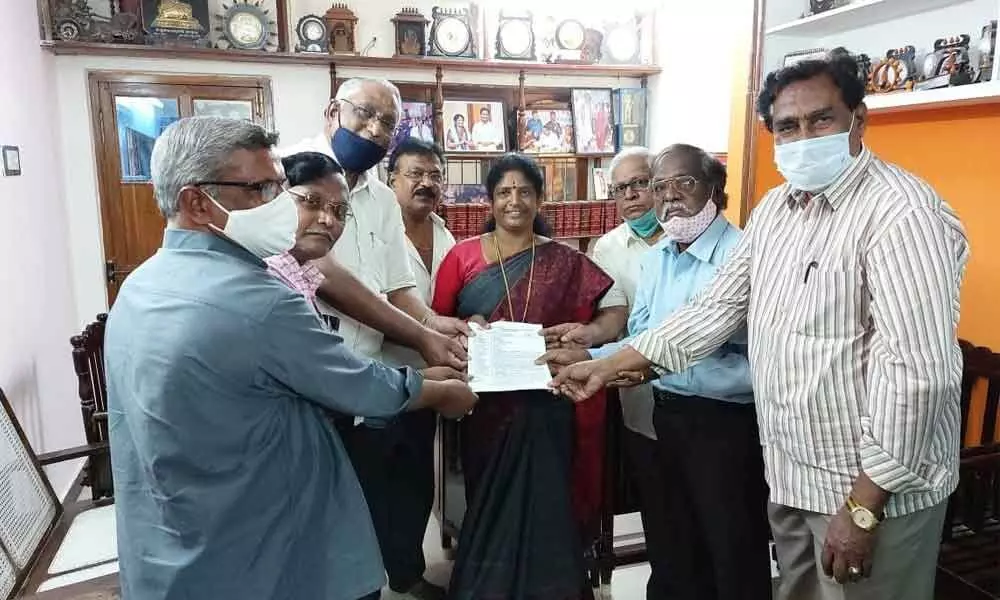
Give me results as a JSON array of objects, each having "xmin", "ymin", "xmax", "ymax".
[{"xmin": 751, "ymin": 104, "xmax": 1000, "ymax": 349}]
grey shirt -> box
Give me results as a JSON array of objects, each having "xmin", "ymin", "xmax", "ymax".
[{"xmin": 106, "ymin": 229, "xmax": 422, "ymax": 600}]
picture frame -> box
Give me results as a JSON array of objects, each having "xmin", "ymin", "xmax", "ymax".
[
  {"xmin": 783, "ymin": 48, "xmax": 828, "ymax": 67},
  {"xmin": 592, "ymin": 167, "xmax": 610, "ymax": 200},
  {"xmin": 388, "ymin": 101, "xmax": 436, "ymax": 158},
  {"xmin": 444, "ymin": 183, "xmax": 489, "ymax": 204},
  {"xmin": 571, "ymin": 88, "xmax": 616, "ymax": 155},
  {"xmin": 443, "ymin": 100, "xmax": 507, "ymax": 153},
  {"xmin": 520, "ymin": 108, "xmax": 574, "ymax": 154},
  {"xmin": 2, "ymin": 146, "xmax": 20, "ymax": 177}
]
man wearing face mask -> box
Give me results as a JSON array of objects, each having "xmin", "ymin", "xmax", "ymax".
[
  {"xmin": 540, "ymin": 145, "xmax": 768, "ymax": 600},
  {"xmin": 552, "ymin": 51, "xmax": 969, "ymax": 600},
  {"xmin": 281, "ymin": 77, "xmax": 471, "ymax": 376},
  {"xmin": 104, "ymin": 117, "xmax": 479, "ymax": 600}
]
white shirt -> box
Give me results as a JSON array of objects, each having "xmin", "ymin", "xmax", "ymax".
[
  {"xmin": 590, "ymin": 222, "xmax": 657, "ymax": 439},
  {"xmin": 382, "ymin": 213, "xmax": 456, "ymax": 369},
  {"xmin": 279, "ymin": 134, "xmax": 417, "ymax": 361},
  {"xmin": 470, "ymin": 120, "xmax": 503, "ymax": 150},
  {"xmin": 631, "ymin": 148, "xmax": 968, "ymax": 517}
]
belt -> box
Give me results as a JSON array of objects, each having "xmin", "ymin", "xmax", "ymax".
[{"xmin": 652, "ymin": 388, "xmax": 697, "ymax": 406}]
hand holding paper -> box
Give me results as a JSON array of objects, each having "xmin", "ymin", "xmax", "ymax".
[{"xmin": 467, "ymin": 322, "xmax": 553, "ymax": 393}]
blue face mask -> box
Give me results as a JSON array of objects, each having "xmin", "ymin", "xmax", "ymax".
[
  {"xmin": 773, "ymin": 115, "xmax": 856, "ymax": 192},
  {"xmin": 330, "ymin": 127, "xmax": 387, "ymax": 173},
  {"xmin": 625, "ymin": 208, "xmax": 662, "ymax": 238}
]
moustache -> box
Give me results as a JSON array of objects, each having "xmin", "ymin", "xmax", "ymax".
[{"xmin": 413, "ymin": 188, "xmax": 438, "ymax": 199}]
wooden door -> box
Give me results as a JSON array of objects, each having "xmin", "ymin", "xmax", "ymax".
[{"xmin": 89, "ymin": 72, "xmax": 274, "ymax": 305}]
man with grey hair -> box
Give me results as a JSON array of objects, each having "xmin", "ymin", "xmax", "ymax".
[
  {"xmin": 541, "ymin": 144, "xmax": 770, "ymax": 599},
  {"xmin": 104, "ymin": 116, "xmax": 478, "ymax": 600},
  {"xmin": 283, "ymin": 77, "xmax": 470, "ymax": 600}
]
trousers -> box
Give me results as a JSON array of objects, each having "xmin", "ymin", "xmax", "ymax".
[{"xmin": 768, "ymin": 501, "xmax": 947, "ymax": 600}]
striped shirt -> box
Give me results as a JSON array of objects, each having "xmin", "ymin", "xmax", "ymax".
[{"xmin": 629, "ymin": 147, "xmax": 969, "ymax": 517}]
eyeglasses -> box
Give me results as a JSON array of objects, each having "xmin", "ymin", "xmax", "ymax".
[
  {"xmin": 399, "ymin": 169, "xmax": 444, "ymax": 185},
  {"xmin": 194, "ymin": 179, "xmax": 286, "ymax": 203},
  {"xmin": 650, "ymin": 175, "xmax": 700, "ymax": 197},
  {"xmin": 287, "ymin": 188, "xmax": 352, "ymax": 220},
  {"xmin": 608, "ymin": 177, "xmax": 651, "ymax": 199},
  {"xmin": 339, "ymin": 98, "xmax": 398, "ymax": 132}
]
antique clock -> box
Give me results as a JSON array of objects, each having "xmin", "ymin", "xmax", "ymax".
[
  {"xmin": 392, "ymin": 8, "xmax": 428, "ymax": 57},
  {"xmin": 916, "ymin": 35, "xmax": 972, "ymax": 90},
  {"xmin": 495, "ymin": 12, "xmax": 535, "ymax": 60},
  {"xmin": 869, "ymin": 46, "xmax": 916, "ymax": 93},
  {"xmin": 215, "ymin": 1, "xmax": 277, "ymax": 51},
  {"xmin": 552, "ymin": 18, "xmax": 585, "ymax": 61},
  {"xmin": 977, "ymin": 20, "xmax": 997, "ymax": 82},
  {"xmin": 428, "ymin": 7, "xmax": 475, "ymax": 58},
  {"xmin": 295, "ymin": 14, "xmax": 328, "ymax": 53},
  {"xmin": 324, "ymin": 3, "xmax": 358, "ymax": 55},
  {"xmin": 602, "ymin": 18, "xmax": 641, "ymax": 64}
]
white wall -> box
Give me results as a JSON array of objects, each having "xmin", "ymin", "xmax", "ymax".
[
  {"xmin": 1, "ymin": 1, "xmax": 84, "ymax": 497},
  {"xmin": 646, "ymin": 0, "xmax": 742, "ymax": 153}
]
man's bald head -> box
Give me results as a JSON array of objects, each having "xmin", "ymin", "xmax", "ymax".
[{"xmin": 323, "ymin": 77, "xmax": 403, "ymax": 148}]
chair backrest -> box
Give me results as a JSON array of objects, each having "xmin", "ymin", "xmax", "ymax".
[
  {"xmin": 959, "ymin": 340, "xmax": 1000, "ymax": 448},
  {"xmin": 70, "ymin": 314, "xmax": 108, "ymax": 447}
]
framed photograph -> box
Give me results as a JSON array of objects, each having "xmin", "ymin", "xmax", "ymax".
[
  {"xmin": 592, "ymin": 167, "xmax": 610, "ymax": 200},
  {"xmin": 571, "ymin": 89, "xmax": 616, "ymax": 155},
  {"xmin": 783, "ymin": 48, "xmax": 828, "ymax": 67},
  {"xmin": 520, "ymin": 108, "xmax": 574, "ymax": 154},
  {"xmin": 443, "ymin": 100, "xmax": 506, "ymax": 153},
  {"xmin": 444, "ymin": 183, "xmax": 489, "ymax": 204},
  {"xmin": 388, "ymin": 101, "xmax": 436, "ymax": 157},
  {"xmin": 2, "ymin": 146, "xmax": 20, "ymax": 176}
]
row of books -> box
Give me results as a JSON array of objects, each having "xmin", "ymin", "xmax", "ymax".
[{"xmin": 436, "ymin": 201, "xmax": 620, "ymax": 240}]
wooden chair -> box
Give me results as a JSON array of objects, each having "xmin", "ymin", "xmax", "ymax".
[
  {"xmin": 0, "ymin": 387, "xmax": 116, "ymax": 600},
  {"xmin": 70, "ymin": 314, "xmax": 113, "ymax": 502},
  {"xmin": 937, "ymin": 341, "xmax": 1000, "ymax": 599}
]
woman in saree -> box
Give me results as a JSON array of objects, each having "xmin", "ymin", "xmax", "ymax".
[{"xmin": 432, "ymin": 153, "xmax": 616, "ymax": 599}]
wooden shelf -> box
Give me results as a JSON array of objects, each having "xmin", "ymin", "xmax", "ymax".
[
  {"xmin": 40, "ymin": 41, "xmax": 660, "ymax": 78},
  {"xmin": 865, "ymin": 82, "xmax": 1000, "ymax": 113},
  {"xmin": 766, "ymin": 0, "xmax": 974, "ymax": 36}
]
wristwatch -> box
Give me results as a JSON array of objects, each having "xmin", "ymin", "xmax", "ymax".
[{"xmin": 846, "ymin": 495, "xmax": 882, "ymax": 532}]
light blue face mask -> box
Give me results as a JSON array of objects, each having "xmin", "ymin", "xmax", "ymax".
[{"xmin": 774, "ymin": 115, "xmax": 856, "ymax": 192}]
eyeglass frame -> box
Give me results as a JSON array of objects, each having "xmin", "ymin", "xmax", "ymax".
[
  {"xmin": 649, "ymin": 175, "xmax": 701, "ymax": 197},
  {"xmin": 607, "ymin": 176, "xmax": 652, "ymax": 200},
  {"xmin": 396, "ymin": 168, "xmax": 445, "ymax": 185},
  {"xmin": 192, "ymin": 179, "xmax": 287, "ymax": 204},
  {"xmin": 338, "ymin": 98, "xmax": 399, "ymax": 133},
  {"xmin": 286, "ymin": 187, "xmax": 352, "ymax": 221}
]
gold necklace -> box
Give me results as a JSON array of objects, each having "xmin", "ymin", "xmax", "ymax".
[{"xmin": 492, "ymin": 232, "xmax": 535, "ymax": 322}]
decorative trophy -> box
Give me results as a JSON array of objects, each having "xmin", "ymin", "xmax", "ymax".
[
  {"xmin": 916, "ymin": 35, "xmax": 973, "ymax": 90},
  {"xmin": 324, "ymin": 3, "xmax": 359, "ymax": 55},
  {"xmin": 146, "ymin": 0, "xmax": 210, "ymax": 47},
  {"xmin": 869, "ymin": 46, "xmax": 917, "ymax": 94},
  {"xmin": 977, "ymin": 20, "xmax": 997, "ymax": 82},
  {"xmin": 392, "ymin": 8, "xmax": 428, "ymax": 57}
]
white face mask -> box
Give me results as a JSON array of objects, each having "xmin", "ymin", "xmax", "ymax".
[
  {"xmin": 773, "ymin": 115, "xmax": 856, "ymax": 192},
  {"xmin": 205, "ymin": 190, "xmax": 298, "ymax": 259},
  {"xmin": 657, "ymin": 196, "xmax": 718, "ymax": 244}
]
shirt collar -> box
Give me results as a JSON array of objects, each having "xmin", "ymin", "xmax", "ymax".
[
  {"xmin": 658, "ymin": 213, "xmax": 730, "ymax": 263},
  {"xmin": 619, "ymin": 221, "xmax": 656, "ymax": 248},
  {"xmin": 785, "ymin": 146, "xmax": 872, "ymax": 211},
  {"xmin": 315, "ymin": 131, "xmax": 374, "ymax": 193},
  {"xmin": 163, "ymin": 228, "xmax": 264, "ymax": 267}
]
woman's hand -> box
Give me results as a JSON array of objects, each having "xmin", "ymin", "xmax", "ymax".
[
  {"xmin": 538, "ymin": 322, "xmax": 594, "ymax": 349},
  {"xmin": 467, "ymin": 315, "xmax": 491, "ymax": 329}
]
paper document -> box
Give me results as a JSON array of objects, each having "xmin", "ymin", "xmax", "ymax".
[{"xmin": 467, "ymin": 322, "xmax": 553, "ymax": 393}]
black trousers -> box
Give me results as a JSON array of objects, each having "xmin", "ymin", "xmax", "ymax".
[
  {"xmin": 650, "ymin": 391, "xmax": 772, "ymax": 600},
  {"xmin": 336, "ymin": 410, "xmax": 438, "ymax": 592},
  {"xmin": 623, "ymin": 428, "xmax": 673, "ymax": 598}
]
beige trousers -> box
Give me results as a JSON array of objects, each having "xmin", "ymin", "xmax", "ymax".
[{"xmin": 768, "ymin": 501, "xmax": 947, "ymax": 600}]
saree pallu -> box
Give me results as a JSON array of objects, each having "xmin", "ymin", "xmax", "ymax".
[{"xmin": 434, "ymin": 239, "xmax": 613, "ymax": 600}]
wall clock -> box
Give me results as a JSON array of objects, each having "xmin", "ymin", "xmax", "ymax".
[
  {"xmin": 495, "ymin": 13, "xmax": 534, "ymax": 60},
  {"xmin": 215, "ymin": 1, "xmax": 276, "ymax": 51},
  {"xmin": 428, "ymin": 7, "xmax": 475, "ymax": 59},
  {"xmin": 295, "ymin": 14, "xmax": 328, "ymax": 53},
  {"xmin": 392, "ymin": 8, "xmax": 429, "ymax": 57},
  {"xmin": 555, "ymin": 19, "xmax": 585, "ymax": 52},
  {"xmin": 602, "ymin": 18, "xmax": 640, "ymax": 64}
]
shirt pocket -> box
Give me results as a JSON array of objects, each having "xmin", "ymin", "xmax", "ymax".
[{"xmin": 790, "ymin": 268, "xmax": 863, "ymax": 339}]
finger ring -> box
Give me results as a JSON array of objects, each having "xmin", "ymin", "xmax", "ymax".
[{"xmin": 848, "ymin": 566, "xmax": 861, "ymax": 577}]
